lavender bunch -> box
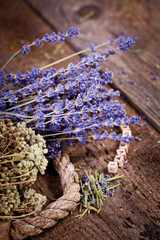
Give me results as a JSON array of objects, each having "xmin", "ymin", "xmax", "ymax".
[
  {"xmin": 0, "ymin": 27, "xmax": 140, "ymax": 159},
  {"xmin": 76, "ymin": 171, "xmax": 123, "ymax": 219}
]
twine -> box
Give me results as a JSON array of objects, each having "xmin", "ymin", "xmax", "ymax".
[{"xmin": 11, "ymin": 153, "xmax": 81, "ymax": 240}]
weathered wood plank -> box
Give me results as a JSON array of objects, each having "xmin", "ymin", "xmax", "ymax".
[
  {"xmin": 31, "ymin": 126, "xmax": 160, "ymax": 240},
  {"xmin": 27, "ymin": 0, "xmax": 160, "ymax": 132},
  {"xmin": 0, "ymin": 220, "xmax": 11, "ymax": 240},
  {"xmin": 30, "ymin": 126, "xmax": 160, "ymax": 240},
  {"xmin": 0, "ymin": 1, "xmax": 160, "ymax": 240}
]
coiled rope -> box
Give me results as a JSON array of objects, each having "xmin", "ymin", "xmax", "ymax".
[{"xmin": 11, "ymin": 153, "xmax": 81, "ymax": 240}]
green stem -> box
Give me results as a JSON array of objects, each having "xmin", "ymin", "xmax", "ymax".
[
  {"xmin": 46, "ymin": 137, "xmax": 79, "ymax": 141},
  {"xmin": 0, "ymin": 111, "xmax": 33, "ymax": 119},
  {"xmin": 6, "ymin": 99, "xmax": 37, "ymax": 112},
  {"xmin": 11, "ymin": 169, "xmax": 34, "ymax": 179},
  {"xmin": 77, "ymin": 208, "xmax": 88, "ymax": 220},
  {"xmin": 0, "ymin": 152, "xmax": 24, "ymax": 159},
  {"xmin": 43, "ymin": 123, "xmax": 96, "ymax": 138},
  {"xmin": 1, "ymin": 42, "xmax": 34, "ymax": 71},
  {"xmin": 106, "ymin": 174, "xmax": 124, "ymax": 182},
  {"xmin": 0, "ymin": 207, "xmax": 38, "ymax": 220},
  {"xmin": 107, "ymin": 183, "xmax": 121, "ymax": 190},
  {"xmin": 1, "ymin": 49, "xmax": 21, "ymax": 70},
  {"xmin": 0, "ymin": 178, "xmax": 36, "ymax": 188},
  {"xmin": 40, "ymin": 42, "xmax": 107, "ymax": 70}
]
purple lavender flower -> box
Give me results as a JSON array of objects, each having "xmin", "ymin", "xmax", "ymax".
[
  {"xmin": 118, "ymin": 35, "xmax": 136, "ymax": 52},
  {"xmin": 6, "ymin": 73, "xmax": 13, "ymax": 83},
  {"xmin": 22, "ymin": 44, "xmax": 30, "ymax": 56},
  {"xmin": 0, "ymin": 99, "xmax": 6, "ymax": 110},
  {"xmin": 21, "ymin": 27, "xmax": 79, "ymax": 56},
  {"xmin": 56, "ymin": 84, "xmax": 64, "ymax": 94},
  {"xmin": 57, "ymin": 31, "xmax": 66, "ymax": 42},
  {"xmin": 109, "ymin": 49, "xmax": 115, "ymax": 55},
  {"xmin": 43, "ymin": 33, "xmax": 50, "ymax": 42},
  {"xmin": 66, "ymin": 27, "xmax": 79, "ymax": 37},
  {"xmin": 50, "ymin": 32, "xmax": 57, "ymax": 43},
  {"xmin": 88, "ymin": 43, "xmax": 96, "ymax": 52},
  {"xmin": 34, "ymin": 38, "xmax": 41, "ymax": 47},
  {"xmin": 131, "ymin": 80, "xmax": 135, "ymax": 85},
  {"xmin": 101, "ymin": 131, "xmax": 109, "ymax": 140},
  {"xmin": 110, "ymin": 131, "xmax": 117, "ymax": 141},
  {"xmin": 114, "ymin": 118, "xmax": 121, "ymax": 127},
  {"xmin": 130, "ymin": 116, "xmax": 140, "ymax": 124},
  {"xmin": 151, "ymin": 76, "xmax": 158, "ymax": 80},
  {"xmin": 0, "ymin": 70, "xmax": 5, "ymax": 85},
  {"xmin": 36, "ymin": 120, "xmax": 45, "ymax": 131}
]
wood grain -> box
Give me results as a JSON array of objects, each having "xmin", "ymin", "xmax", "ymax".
[
  {"xmin": 27, "ymin": 0, "xmax": 160, "ymax": 132},
  {"xmin": 0, "ymin": 1, "xmax": 160, "ymax": 240}
]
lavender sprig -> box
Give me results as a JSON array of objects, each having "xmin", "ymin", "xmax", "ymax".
[
  {"xmin": 76, "ymin": 171, "xmax": 123, "ymax": 219},
  {"xmin": 1, "ymin": 27, "xmax": 79, "ymax": 70},
  {"xmin": 22, "ymin": 27, "xmax": 79, "ymax": 56}
]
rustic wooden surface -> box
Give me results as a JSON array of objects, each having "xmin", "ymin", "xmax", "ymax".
[
  {"xmin": 0, "ymin": 0, "xmax": 160, "ymax": 240},
  {"xmin": 27, "ymin": 0, "xmax": 160, "ymax": 132}
]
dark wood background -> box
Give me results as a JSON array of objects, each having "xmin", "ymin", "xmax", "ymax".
[{"xmin": 0, "ymin": 0, "xmax": 160, "ymax": 240}]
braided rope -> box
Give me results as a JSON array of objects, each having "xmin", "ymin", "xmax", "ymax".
[
  {"xmin": 11, "ymin": 126, "xmax": 132, "ymax": 239},
  {"xmin": 11, "ymin": 153, "xmax": 81, "ymax": 240}
]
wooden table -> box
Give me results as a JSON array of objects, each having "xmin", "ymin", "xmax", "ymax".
[{"xmin": 0, "ymin": 0, "xmax": 160, "ymax": 239}]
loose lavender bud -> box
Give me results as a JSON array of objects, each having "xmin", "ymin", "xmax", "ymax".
[
  {"xmin": 131, "ymin": 80, "xmax": 135, "ymax": 85},
  {"xmin": 151, "ymin": 76, "xmax": 158, "ymax": 80}
]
